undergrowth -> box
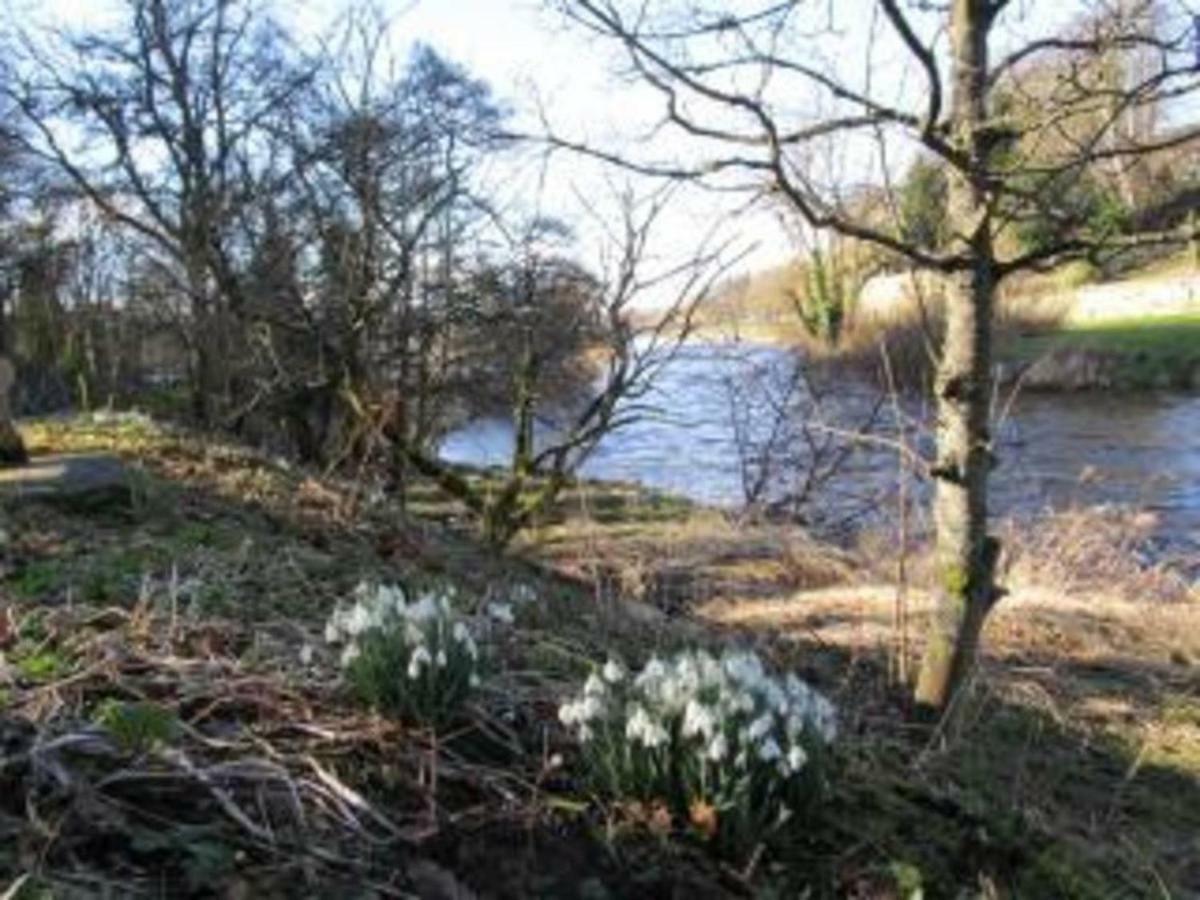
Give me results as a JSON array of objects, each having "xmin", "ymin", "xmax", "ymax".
[{"xmin": 0, "ymin": 413, "xmax": 1193, "ymax": 896}]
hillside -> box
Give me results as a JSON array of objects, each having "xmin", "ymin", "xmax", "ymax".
[{"xmin": 0, "ymin": 415, "xmax": 1197, "ymax": 896}]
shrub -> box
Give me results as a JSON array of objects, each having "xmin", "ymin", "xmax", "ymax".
[
  {"xmin": 324, "ymin": 581, "xmax": 480, "ymax": 728},
  {"xmin": 898, "ymin": 156, "xmax": 950, "ymax": 252},
  {"xmin": 790, "ymin": 245, "xmax": 865, "ymax": 349},
  {"xmin": 558, "ymin": 648, "xmax": 837, "ymax": 855}
]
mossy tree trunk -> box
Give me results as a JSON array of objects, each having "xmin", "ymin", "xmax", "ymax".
[{"xmin": 914, "ymin": 0, "xmax": 1002, "ymax": 712}]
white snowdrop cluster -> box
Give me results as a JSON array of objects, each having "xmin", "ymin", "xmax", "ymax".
[
  {"xmin": 483, "ymin": 581, "xmax": 538, "ymax": 627},
  {"xmin": 325, "ymin": 582, "xmax": 478, "ymax": 672},
  {"xmin": 558, "ymin": 648, "xmax": 837, "ymax": 845},
  {"xmin": 324, "ymin": 581, "xmax": 480, "ymax": 724},
  {"xmin": 560, "ymin": 649, "xmax": 835, "ymax": 772}
]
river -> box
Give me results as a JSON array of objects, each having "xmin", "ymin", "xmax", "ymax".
[{"xmin": 440, "ymin": 342, "xmax": 1200, "ymax": 562}]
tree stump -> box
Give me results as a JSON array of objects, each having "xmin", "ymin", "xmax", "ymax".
[{"xmin": 0, "ymin": 454, "xmax": 133, "ymax": 513}]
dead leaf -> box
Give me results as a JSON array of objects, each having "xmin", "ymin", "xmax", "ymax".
[
  {"xmin": 689, "ymin": 798, "xmax": 719, "ymax": 840},
  {"xmin": 648, "ymin": 800, "xmax": 673, "ymax": 836}
]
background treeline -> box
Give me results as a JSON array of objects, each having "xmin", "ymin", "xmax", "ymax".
[
  {"xmin": 702, "ymin": 0, "xmax": 1199, "ymax": 353},
  {"xmin": 0, "ymin": 1, "xmax": 634, "ymax": 485}
]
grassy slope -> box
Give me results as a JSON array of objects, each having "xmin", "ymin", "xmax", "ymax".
[
  {"xmin": 0, "ymin": 416, "xmax": 1197, "ymax": 897},
  {"xmin": 1006, "ymin": 312, "xmax": 1200, "ymax": 388}
]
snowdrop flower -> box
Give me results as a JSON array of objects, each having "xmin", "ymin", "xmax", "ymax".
[
  {"xmin": 324, "ymin": 616, "xmax": 342, "ymax": 644},
  {"xmin": 626, "ymin": 705, "xmax": 668, "ymax": 748},
  {"xmin": 758, "ymin": 737, "xmax": 782, "ymax": 762},
  {"xmin": 584, "ymin": 673, "xmax": 608, "ymax": 698},
  {"xmin": 746, "ymin": 713, "xmax": 774, "ymax": 743},
  {"xmin": 724, "ymin": 651, "xmax": 765, "ymax": 688},
  {"xmin": 407, "ymin": 645, "xmax": 433, "ymax": 680},
  {"xmin": 787, "ymin": 744, "xmax": 808, "ymax": 773},
  {"xmin": 559, "ymin": 694, "xmax": 606, "ymax": 729},
  {"xmin": 634, "ymin": 656, "xmax": 666, "ymax": 690},
  {"xmin": 682, "ymin": 700, "xmax": 717, "ymax": 739},
  {"xmin": 559, "ymin": 645, "xmax": 838, "ymax": 844},
  {"xmin": 299, "ymin": 644, "xmax": 315, "ymax": 666},
  {"xmin": 602, "ymin": 658, "xmax": 625, "ymax": 684},
  {"xmin": 581, "ymin": 695, "xmax": 605, "ymax": 721},
  {"xmin": 558, "ymin": 702, "xmax": 581, "ymax": 727},
  {"xmin": 487, "ymin": 603, "xmax": 515, "ymax": 625},
  {"xmin": 408, "ymin": 594, "xmax": 440, "ymax": 623},
  {"xmin": 324, "ymin": 580, "xmax": 481, "ymax": 725},
  {"xmin": 706, "ymin": 732, "xmax": 729, "ymax": 762}
]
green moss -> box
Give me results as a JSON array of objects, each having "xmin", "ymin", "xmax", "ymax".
[
  {"xmin": 81, "ymin": 547, "xmax": 161, "ymax": 603},
  {"xmin": 941, "ymin": 564, "xmax": 970, "ymax": 597},
  {"xmin": 95, "ymin": 699, "xmax": 180, "ymax": 753},
  {"xmin": 16, "ymin": 650, "xmax": 72, "ymax": 682},
  {"xmin": 9, "ymin": 561, "xmax": 63, "ymax": 600}
]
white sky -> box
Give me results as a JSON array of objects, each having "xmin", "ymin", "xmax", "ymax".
[{"xmin": 7, "ymin": 0, "xmax": 1200, "ymax": 299}]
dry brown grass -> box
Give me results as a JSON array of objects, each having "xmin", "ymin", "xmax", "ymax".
[
  {"xmin": 697, "ymin": 264, "xmax": 1071, "ymax": 393},
  {"xmin": 2, "ymin": 416, "xmax": 756, "ymax": 897},
  {"xmin": 692, "ymin": 503, "xmax": 1200, "ymax": 896},
  {"xmin": 520, "ymin": 498, "xmax": 856, "ymax": 618},
  {"xmin": 803, "ymin": 286, "xmax": 1069, "ymax": 391},
  {"xmin": 999, "ymin": 506, "xmax": 1194, "ymax": 605},
  {"xmin": 7, "ymin": 414, "xmax": 1198, "ymax": 895}
]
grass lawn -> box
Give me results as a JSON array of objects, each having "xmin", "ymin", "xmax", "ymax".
[{"xmin": 1005, "ymin": 312, "xmax": 1200, "ymax": 389}]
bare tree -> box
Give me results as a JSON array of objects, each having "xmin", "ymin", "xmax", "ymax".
[
  {"xmin": 397, "ymin": 189, "xmax": 730, "ymax": 549},
  {"xmin": 243, "ymin": 8, "xmax": 507, "ymax": 472},
  {"xmin": 554, "ymin": 0, "xmax": 1200, "ymax": 713},
  {"xmin": 9, "ymin": 0, "xmax": 307, "ymax": 426}
]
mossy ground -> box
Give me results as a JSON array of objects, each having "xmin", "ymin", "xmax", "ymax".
[{"xmin": 0, "ymin": 415, "xmax": 1196, "ymax": 897}]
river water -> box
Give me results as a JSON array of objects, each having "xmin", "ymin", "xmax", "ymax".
[{"xmin": 440, "ymin": 342, "xmax": 1200, "ymax": 557}]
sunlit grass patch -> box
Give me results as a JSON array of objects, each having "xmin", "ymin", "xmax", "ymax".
[{"xmin": 1008, "ymin": 312, "xmax": 1200, "ymax": 388}]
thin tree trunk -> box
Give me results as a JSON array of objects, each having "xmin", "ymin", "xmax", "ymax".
[
  {"xmin": 915, "ymin": 0, "xmax": 1002, "ymax": 712},
  {"xmin": 915, "ymin": 266, "xmax": 1000, "ymax": 710},
  {"xmin": 513, "ymin": 328, "xmax": 537, "ymax": 478}
]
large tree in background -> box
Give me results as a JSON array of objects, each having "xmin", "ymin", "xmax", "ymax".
[
  {"xmin": 10, "ymin": 0, "xmax": 307, "ymax": 426},
  {"xmin": 558, "ymin": 0, "xmax": 1200, "ymax": 713},
  {"xmin": 266, "ymin": 9, "xmax": 506, "ymax": 470}
]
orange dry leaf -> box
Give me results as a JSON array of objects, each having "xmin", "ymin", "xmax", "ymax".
[
  {"xmin": 689, "ymin": 799, "xmax": 719, "ymax": 840},
  {"xmin": 648, "ymin": 801, "xmax": 674, "ymax": 836}
]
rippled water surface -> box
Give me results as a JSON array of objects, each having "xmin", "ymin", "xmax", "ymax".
[{"xmin": 441, "ymin": 343, "xmax": 1200, "ymax": 551}]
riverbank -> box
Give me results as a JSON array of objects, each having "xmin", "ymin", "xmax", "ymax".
[
  {"xmin": 1, "ymin": 414, "xmax": 1197, "ymax": 895},
  {"xmin": 696, "ymin": 258, "xmax": 1200, "ymax": 393},
  {"xmin": 1008, "ymin": 312, "xmax": 1200, "ymax": 391},
  {"xmin": 695, "ymin": 308, "xmax": 1200, "ymax": 393}
]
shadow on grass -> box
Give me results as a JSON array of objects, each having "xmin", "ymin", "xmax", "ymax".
[{"xmin": 696, "ymin": 601, "xmax": 1200, "ymax": 898}]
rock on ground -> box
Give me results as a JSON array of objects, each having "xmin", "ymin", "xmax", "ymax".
[{"xmin": 0, "ymin": 454, "xmax": 133, "ymax": 512}]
